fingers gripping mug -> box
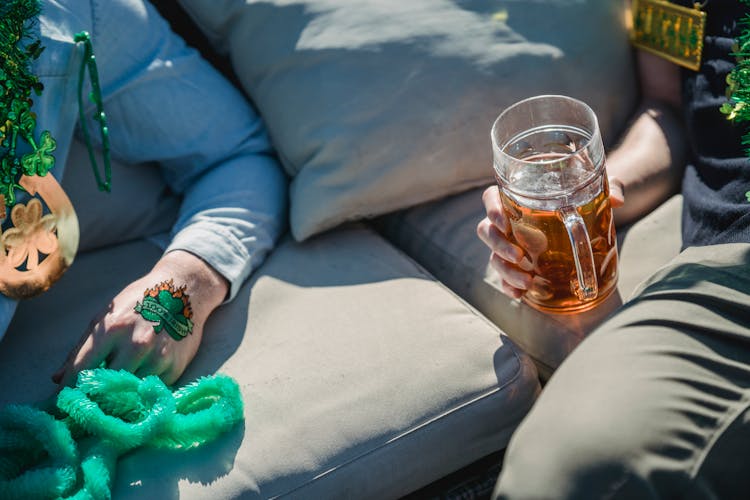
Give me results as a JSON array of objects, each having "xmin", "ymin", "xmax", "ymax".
[{"xmin": 491, "ymin": 95, "xmax": 618, "ymax": 313}]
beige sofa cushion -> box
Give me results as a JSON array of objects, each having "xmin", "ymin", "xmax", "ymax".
[
  {"xmin": 376, "ymin": 189, "xmax": 684, "ymax": 378},
  {"xmin": 178, "ymin": 0, "xmax": 637, "ymax": 241},
  {"xmin": 0, "ymin": 225, "xmax": 539, "ymax": 498}
]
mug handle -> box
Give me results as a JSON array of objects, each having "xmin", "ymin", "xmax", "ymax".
[{"xmin": 558, "ymin": 206, "xmax": 598, "ymax": 301}]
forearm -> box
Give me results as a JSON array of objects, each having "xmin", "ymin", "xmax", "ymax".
[
  {"xmin": 606, "ymin": 49, "xmax": 688, "ymax": 225},
  {"xmin": 165, "ymin": 152, "xmax": 287, "ymax": 301},
  {"xmin": 81, "ymin": 0, "xmax": 287, "ymax": 300},
  {"xmin": 607, "ymin": 99, "xmax": 687, "ymax": 226}
]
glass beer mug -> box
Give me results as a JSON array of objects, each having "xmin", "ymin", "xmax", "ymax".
[{"xmin": 491, "ymin": 95, "xmax": 618, "ymax": 313}]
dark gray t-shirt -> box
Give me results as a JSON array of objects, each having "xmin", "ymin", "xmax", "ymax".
[{"xmin": 680, "ymin": 1, "xmax": 750, "ymax": 247}]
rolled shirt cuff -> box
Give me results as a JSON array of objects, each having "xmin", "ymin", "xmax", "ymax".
[{"xmin": 164, "ymin": 222, "xmax": 262, "ymax": 302}]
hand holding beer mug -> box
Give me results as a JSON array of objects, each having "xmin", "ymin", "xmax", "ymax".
[{"xmin": 486, "ymin": 95, "xmax": 618, "ymax": 313}]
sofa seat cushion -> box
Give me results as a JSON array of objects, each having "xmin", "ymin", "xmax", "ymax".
[
  {"xmin": 376, "ymin": 188, "xmax": 683, "ymax": 377},
  {"xmin": 0, "ymin": 225, "xmax": 539, "ymax": 499}
]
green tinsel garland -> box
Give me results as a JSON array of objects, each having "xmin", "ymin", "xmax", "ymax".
[
  {"xmin": 718, "ymin": 0, "xmax": 750, "ymax": 201},
  {"xmin": 0, "ymin": 0, "xmax": 55, "ymax": 208},
  {"xmin": 0, "ymin": 0, "xmax": 112, "ymax": 209},
  {"xmin": 0, "ymin": 369, "xmax": 244, "ymax": 499},
  {"xmin": 721, "ymin": 2, "xmax": 750, "ymax": 144}
]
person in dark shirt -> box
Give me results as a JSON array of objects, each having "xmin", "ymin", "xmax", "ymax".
[{"xmin": 478, "ymin": 2, "xmax": 750, "ymax": 497}]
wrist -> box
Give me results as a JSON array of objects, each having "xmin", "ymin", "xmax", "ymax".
[{"xmin": 150, "ymin": 250, "xmax": 229, "ymax": 314}]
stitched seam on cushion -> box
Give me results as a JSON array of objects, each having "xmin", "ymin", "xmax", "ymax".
[
  {"xmin": 366, "ymin": 222, "xmax": 519, "ymax": 347},
  {"xmin": 402, "ymin": 221, "xmax": 480, "ymax": 285},
  {"xmin": 376, "ymin": 222, "xmax": 533, "ymax": 388},
  {"xmin": 265, "ymin": 225, "xmax": 532, "ymax": 498},
  {"xmin": 273, "ymin": 224, "xmax": 531, "ymax": 497},
  {"xmin": 395, "ymin": 208, "xmax": 480, "ymax": 269},
  {"xmin": 372, "ymin": 215, "xmax": 555, "ymax": 366},
  {"xmin": 362, "ymin": 219, "xmax": 531, "ymax": 378},
  {"xmin": 302, "ymin": 175, "xmax": 492, "ymax": 240},
  {"xmin": 387, "ymin": 216, "xmax": 566, "ymax": 380},
  {"xmin": 274, "ymin": 365, "xmax": 530, "ymax": 499},
  {"xmin": 370, "ymin": 216, "xmax": 498, "ymax": 323},
  {"xmin": 387, "ymin": 239, "xmax": 527, "ymax": 382},
  {"xmin": 386, "ymin": 214, "xmax": 557, "ymax": 365}
]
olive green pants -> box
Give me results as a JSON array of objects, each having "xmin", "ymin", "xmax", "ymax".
[{"xmin": 494, "ymin": 243, "xmax": 750, "ymax": 499}]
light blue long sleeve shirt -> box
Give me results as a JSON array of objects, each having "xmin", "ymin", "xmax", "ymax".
[{"xmin": 0, "ymin": 0, "xmax": 287, "ymax": 338}]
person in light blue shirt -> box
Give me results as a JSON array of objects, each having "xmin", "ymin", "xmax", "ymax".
[{"xmin": 0, "ymin": 0, "xmax": 287, "ymax": 386}]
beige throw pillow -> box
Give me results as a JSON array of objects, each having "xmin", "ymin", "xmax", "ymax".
[{"xmin": 178, "ymin": 0, "xmax": 637, "ymax": 240}]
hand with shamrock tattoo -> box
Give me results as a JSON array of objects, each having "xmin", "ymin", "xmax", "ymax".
[{"xmin": 52, "ymin": 250, "xmax": 228, "ymax": 386}]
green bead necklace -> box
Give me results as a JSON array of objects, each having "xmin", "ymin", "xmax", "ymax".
[{"xmin": 74, "ymin": 31, "xmax": 111, "ymax": 193}]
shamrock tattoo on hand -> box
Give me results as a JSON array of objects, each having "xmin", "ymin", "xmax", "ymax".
[{"xmin": 134, "ymin": 279, "xmax": 194, "ymax": 340}]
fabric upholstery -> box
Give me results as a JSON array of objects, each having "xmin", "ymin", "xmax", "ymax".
[
  {"xmin": 0, "ymin": 225, "xmax": 540, "ymax": 499},
  {"xmin": 177, "ymin": 0, "xmax": 637, "ymax": 241},
  {"xmin": 376, "ymin": 189, "xmax": 684, "ymax": 377}
]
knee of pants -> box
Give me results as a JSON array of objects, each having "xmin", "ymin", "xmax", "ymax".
[
  {"xmin": 494, "ymin": 428, "xmax": 624, "ymax": 498},
  {"xmin": 493, "ymin": 394, "xmax": 665, "ymax": 499}
]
